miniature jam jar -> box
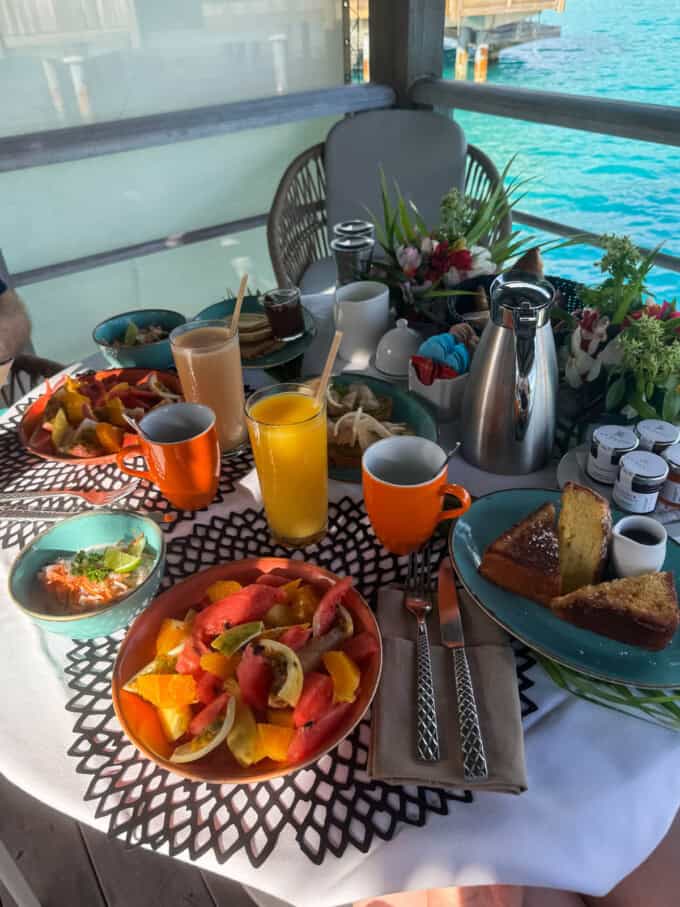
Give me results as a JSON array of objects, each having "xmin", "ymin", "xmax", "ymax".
[
  {"xmin": 660, "ymin": 443, "xmax": 680, "ymax": 509},
  {"xmin": 636, "ymin": 419, "xmax": 680, "ymax": 454},
  {"xmin": 587, "ymin": 425, "xmax": 639, "ymax": 485},
  {"xmin": 612, "ymin": 450, "xmax": 669, "ymax": 514},
  {"xmin": 261, "ymin": 288, "xmax": 305, "ymax": 341}
]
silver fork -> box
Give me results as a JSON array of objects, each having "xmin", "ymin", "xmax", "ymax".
[
  {"xmin": 404, "ymin": 546, "xmax": 441, "ymax": 762},
  {"xmin": 0, "ymin": 481, "xmax": 139, "ymax": 508}
]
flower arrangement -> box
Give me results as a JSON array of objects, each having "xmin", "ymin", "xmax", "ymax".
[
  {"xmin": 565, "ymin": 235, "xmax": 679, "ymax": 422},
  {"xmin": 369, "ymin": 162, "xmax": 559, "ymax": 318}
]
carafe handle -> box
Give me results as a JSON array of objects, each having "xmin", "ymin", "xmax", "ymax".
[{"xmin": 512, "ymin": 302, "xmax": 538, "ymax": 442}]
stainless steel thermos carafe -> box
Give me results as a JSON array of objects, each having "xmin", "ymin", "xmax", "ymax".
[{"xmin": 460, "ymin": 271, "xmax": 558, "ymax": 474}]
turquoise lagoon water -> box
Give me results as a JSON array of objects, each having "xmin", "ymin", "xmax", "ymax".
[{"xmin": 445, "ymin": 0, "xmax": 680, "ymax": 298}]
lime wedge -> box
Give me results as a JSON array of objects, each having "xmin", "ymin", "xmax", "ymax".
[
  {"xmin": 103, "ymin": 547, "xmax": 141, "ymax": 574},
  {"xmin": 127, "ymin": 534, "xmax": 146, "ymax": 558},
  {"xmin": 212, "ymin": 621, "xmax": 264, "ymax": 656},
  {"xmin": 123, "ymin": 321, "xmax": 138, "ymax": 345}
]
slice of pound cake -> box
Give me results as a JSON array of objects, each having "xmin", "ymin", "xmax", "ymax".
[
  {"xmin": 479, "ymin": 503, "xmax": 561, "ymax": 604},
  {"xmin": 551, "ymin": 572, "xmax": 679, "ymax": 651},
  {"xmin": 558, "ymin": 482, "xmax": 612, "ymax": 594}
]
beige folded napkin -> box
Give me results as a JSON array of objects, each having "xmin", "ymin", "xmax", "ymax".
[{"xmin": 369, "ymin": 584, "xmax": 527, "ymax": 793}]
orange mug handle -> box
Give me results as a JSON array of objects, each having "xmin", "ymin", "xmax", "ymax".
[
  {"xmin": 116, "ymin": 444, "xmax": 153, "ymax": 483},
  {"xmin": 438, "ymin": 483, "xmax": 472, "ymax": 522}
]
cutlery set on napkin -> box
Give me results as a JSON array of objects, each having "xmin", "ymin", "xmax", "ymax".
[{"xmin": 369, "ymin": 549, "xmax": 527, "ymax": 794}]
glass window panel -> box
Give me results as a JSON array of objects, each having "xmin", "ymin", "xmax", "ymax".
[
  {"xmin": 0, "ymin": 0, "xmax": 344, "ymax": 135},
  {"xmin": 18, "ymin": 228, "xmax": 276, "ymax": 363}
]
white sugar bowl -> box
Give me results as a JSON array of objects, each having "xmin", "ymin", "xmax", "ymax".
[{"xmin": 375, "ymin": 319, "xmax": 422, "ymax": 378}]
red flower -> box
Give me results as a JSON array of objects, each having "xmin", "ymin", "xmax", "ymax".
[
  {"xmin": 449, "ymin": 248, "xmax": 472, "ymax": 272},
  {"xmin": 429, "ymin": 241, "xmax": 451, "ymax": 278}
]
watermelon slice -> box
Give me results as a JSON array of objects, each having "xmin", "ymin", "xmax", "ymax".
[
  {"xmin": 189, "ymin": 692, "xmax": 230, "ymax": 737},
  {"xmin": 236, "ymin": 644, "xmax": 272, "ymax": 712},
  {"xmin": 193, "ymin": 584, "xmax": 286, "ymax": 638},
  {"xmin": 312, "ymin": 577, "xmax": 353, "ymax": 638},
  {"xmin": 343, "ymin": 632, "xmax": 380, "ymax": 664},
  {"xmin": 278, "ymin": 626, "xmax": 312, "ymax": 651},
  {"xmin": 293, "ymin": 673, "xmax": 333, "ymax": 728},
  {"xmin": 287, "ymin": 702, "xmax": 353, "ymax": 763}
]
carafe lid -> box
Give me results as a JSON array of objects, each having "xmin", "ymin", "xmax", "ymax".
[{"xmin": 490, "ymin": 270, "xmax": 555, "ymax": 329}]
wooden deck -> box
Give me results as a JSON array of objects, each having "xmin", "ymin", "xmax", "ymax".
[{"xmin": 0, "ymin": 773, "xmax": 276, "ymax": 907}]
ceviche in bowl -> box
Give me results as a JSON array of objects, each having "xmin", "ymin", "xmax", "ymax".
[
  {"xmin": 9, "ymin": 510, "xmax": 165, "ymax": 639},
  {"xmin": 93, "ymin": 309, "xmax": 186, "ymax": 370},
  {"xmin": 19, "ymin": 368, "xmax": 183, "ymax": 464},
  {"xmin": 112, "ymin": 558, "xmax": 382, "ymax": 782}
]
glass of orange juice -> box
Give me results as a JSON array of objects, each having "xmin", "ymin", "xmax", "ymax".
[{"xmin": 245, "ymin": 382, "xmax": 328, "ymax": 547}]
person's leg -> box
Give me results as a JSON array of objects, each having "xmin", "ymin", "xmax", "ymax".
[
  {"xmin": 584, "ymin": 809, "xmax": 680, "ymax": 907},
  {"xmin": 355, "ymin": 885, "xmax": 586, "ymax": 907}
]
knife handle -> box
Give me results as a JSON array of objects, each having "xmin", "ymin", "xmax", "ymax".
[
  {"xmin": 415, "ymin": 619, "xmax": 440, "ymax": 762},
  {"xmin": 453, "ymin": 647, "xmax": 488, "ymax": 781}
]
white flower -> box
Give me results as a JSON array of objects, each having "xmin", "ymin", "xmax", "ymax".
[
  {"xmin": 598, "ymin": 336, "xmax": 624, "ymax": 367},
  {"xmin": 420, "ymin": 237, "xmax": 438, "ymax": 255},
  {"xmin": 466, "ymin": 245, "xmax": 497, "ymax": 279},
  {"xmin": 444, "ymin": 266, "xmax": 462, "ymax": 288},
  {"xmin": 396, "ymin": 244, "xmax": 421, "ymax": 276}
]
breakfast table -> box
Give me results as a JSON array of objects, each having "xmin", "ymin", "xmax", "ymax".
[{"xmin": 1, "ymin": 292, "xmax": 680, "ymax": 907}]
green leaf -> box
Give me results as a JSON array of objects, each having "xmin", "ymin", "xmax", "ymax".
[
  {"xmin": 606, "ymin": 374, "xmax": 627, "ymax": 411},
  {"xmin": 662, "ymin": 385, "xmax": 680, "ymax": 423},
  {"xmin": 630, "ymin": 390, "xmax": 659, "ymax": 419}
]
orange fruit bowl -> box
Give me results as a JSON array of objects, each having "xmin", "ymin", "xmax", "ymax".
[
  {"xmin": 112, "ymin": 557, "xmax": 383, "ymax": 783},
  {"xmin": 18, "ymin": 367, "xmax": 183, "ymax": 466}
]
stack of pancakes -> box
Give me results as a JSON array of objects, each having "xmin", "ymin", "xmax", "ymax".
[{"xmin": 234, "ymin": 314, "xmax": 285, "ymax": 361}]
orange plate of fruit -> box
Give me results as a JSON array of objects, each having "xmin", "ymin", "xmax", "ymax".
[
  {"xmin": 112, "ymin": 557, "xmax": 383, "ymax": 783},
  {"xmin": 18, "ymin": 368, "xmax": 183, "ymax": 465}
]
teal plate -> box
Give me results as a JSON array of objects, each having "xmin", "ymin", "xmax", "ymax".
[
  {"xmin": 193, "ymin": 296, "xmax": 316, "ymax": 370},
  {"xmin": 451, "ymin": 488, "xmax": 680, "ymax": 689},
  {"xmin": 329, "ymin": 374, "xmax": 438, "ymax": 483}
]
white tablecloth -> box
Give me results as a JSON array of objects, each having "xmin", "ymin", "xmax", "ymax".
[{"xmin": 1, "ymin": 294, "xmax": 679, "ymax": 907}]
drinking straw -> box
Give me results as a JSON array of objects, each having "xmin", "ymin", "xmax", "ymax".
[
  {"xmin": 315, "ymin": 330, "xmax": 343, "ymax": 407},
  {"xmin": 229, "ymin": 274, "xmax": 249, "ymax": 337}
]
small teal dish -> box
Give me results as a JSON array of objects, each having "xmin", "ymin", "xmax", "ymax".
[
  {"xmin": 93, "ymin": 309, "xmax": 186, "ymax": 370},
  {"xmin": 9, "ymin": 510, "xmax": 166, "ymax": 640},
  {"xmin": 193, "ymin": 296, "xmax": 316, "ymax": 369},
  {"xmin": 451, "ymin": 488, "xmax": 680, "ymax": 689},
  {"xmin": 329, "ymin": 374, "xmax": 438, "ymax": 483}
]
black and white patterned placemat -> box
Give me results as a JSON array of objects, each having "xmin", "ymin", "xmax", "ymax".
[{"xmin": 64, "ymin": 501, "xmax": 538, "ymax": 867}]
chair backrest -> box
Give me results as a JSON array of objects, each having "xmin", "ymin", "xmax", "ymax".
[
  {"xmin": 324, "ymin": 109, "xmax": 467, "ymax": 242},
  {"xmin": 0, "ymin": 354, "xmax": 65, "ymax": 408}
]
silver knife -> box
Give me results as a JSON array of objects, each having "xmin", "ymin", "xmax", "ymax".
[
  {"xmin": 437, "ymin": 558, "xmax": 488, "ymax": 781},
  {"xmin": 0, "ymin": 508, "xmax": 165, "ymax": 525}
]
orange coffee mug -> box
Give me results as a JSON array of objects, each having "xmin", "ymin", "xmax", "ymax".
[
  {"xmin": 116, "ymin": 402, "xmax": 220, "ymax": 511},
  {"xmin": 362, "ymin": 436, "xmax": 471, "ymax": 555}
]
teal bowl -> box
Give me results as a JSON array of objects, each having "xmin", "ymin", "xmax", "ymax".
[
  {"xmin": 9, "ymin": 511, "xmax": 166, "ymax": 640},
  {"xmin": 93, "ymin": 309, "xmax": 186, "ymax": 370},
  {"xmin": 329, "ymin": 373, "xmax": 439, "ymax": 482}
]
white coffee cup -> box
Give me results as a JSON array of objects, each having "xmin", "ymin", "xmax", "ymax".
[
  {"xmin": 611, "ymin": 515, "xmax": 667, "ymax": 578},
  {"xmin": 334, "ymin": 281, "xmax": 391, "ymax": 367}
]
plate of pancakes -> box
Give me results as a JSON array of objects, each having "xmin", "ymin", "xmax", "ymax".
[
  {"xmin": 451, "ymin": 484, "xmax": 680, "ymax": 688},
  {"xmin": 194, "ymin": 296, "xmax": 316, "ymax": 368}
]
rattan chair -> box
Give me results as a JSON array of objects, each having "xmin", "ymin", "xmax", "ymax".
[
  {"xmin": 267, "ymin": 141, "xmax": 511, "ymax": 288},
  {"xmin": 1, "ymin": 353, "xmax": 65, "ymax": 408}
]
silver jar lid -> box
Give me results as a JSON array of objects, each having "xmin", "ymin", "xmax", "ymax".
[
  {"xmin": 663, "ymin": 442, "xmax": 680, "ymax": 470},
  {"xmin": 330, "ymin": 235, "xmax": 375, "ymax": 253},
  {"xmin": 637, "ymin": 419, "xmax": 680, "ymax": 449},
  {"xmin": 333, "ymin": 220, "xmax": 375, "ymax": 238},
  {"xmin": 592, "ymin": 425, "xmax": 639, "ymax": 455},
  {"xmin": 489, "ymin": 270, "xmax": 555, "ymax": 329},
  {"xmin": 619, "ymin": 450, "xmax": 669, "ymax": 484}
]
